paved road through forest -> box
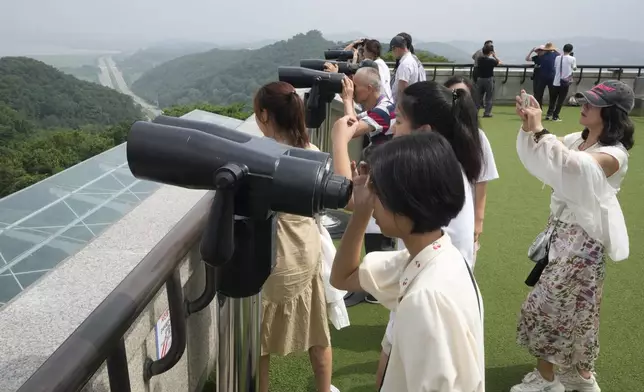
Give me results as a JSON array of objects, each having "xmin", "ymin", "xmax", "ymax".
[{"xmin": 97, "ymin": 56, "xmax": 162, "ymax": 119}]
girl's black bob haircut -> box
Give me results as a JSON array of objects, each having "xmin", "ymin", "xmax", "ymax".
[{"xmin": 367, "ymin": 132, "xmax": 466, "ymax": 233}]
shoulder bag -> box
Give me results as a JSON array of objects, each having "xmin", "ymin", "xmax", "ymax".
[{"xmin": 525, "ymin": 205, "xmax": 564, "ymax": 286}]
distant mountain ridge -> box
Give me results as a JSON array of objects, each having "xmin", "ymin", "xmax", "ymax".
[{"xmin": 131, "ymin": 30, "xmax": 340, "ymax": 107}]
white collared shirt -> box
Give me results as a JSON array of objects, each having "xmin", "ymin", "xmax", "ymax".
[{"xmin": 359, "ymin": 233, "xmax": 485, "ymax": 392}]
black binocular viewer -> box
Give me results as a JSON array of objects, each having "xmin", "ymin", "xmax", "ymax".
[
  {"xmin": 127, "ymin": 116, "xmax": 353, "ymax": 298},
  {"xmin": 324, "ymin": 50, "xmax": 355, "ymax": 61},
  {"xmin": 127, "ymin": 115, "xmax": 352, "ymax": 218},
  {"xmin": 278, "ymin": 66, "xmax": 345, "ymax": 94},
  {"xmin": 299, "ymin": 59, "xmax": 378, "ymax": 76}
]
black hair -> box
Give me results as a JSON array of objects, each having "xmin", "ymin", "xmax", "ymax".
[
  {"xmin": 581, "ymin": 106, "xmax": 635, "ymax": 150},
  {"xmin": 368, "ymin": 132, "xmax": 465, "ymax": 234},
  {"xmin": 482, "ymin": 45, "xmax": 494, "ymax": 56},
  {"xmin": 399, "ymin": 81, "xmax": 483, "ymax": 183},
  {"xmin": 563, "ymin": 43, "xmax": 573, "ymax": 53},
  {"xmin": 444, "ymin": 76, "xmax": 479, "ymax": 107},
  {"xmin": 484, "ymin": 40, "xmax": 493, "ymax": 46},
  {"xmin": 364, "ymin": 39, "xmax": 382, "ymax": 58},
  {"xmin": 397, "ymin": 32, "xmax": 415, "ymax": 53}
]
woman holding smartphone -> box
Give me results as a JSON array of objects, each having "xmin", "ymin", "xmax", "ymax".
[{"xmin": 511, "ymin": 81, "xmax": 634, "ymax": 392}]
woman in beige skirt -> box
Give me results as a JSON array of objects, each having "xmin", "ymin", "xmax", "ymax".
[{"xmin": 253, "ymin": 81, "xmax": 335, "ymax": 392}]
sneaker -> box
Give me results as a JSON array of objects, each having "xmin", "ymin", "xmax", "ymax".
[
  {"xmin": 330, "ymin": 385, "xmax": 340, "ymax": 392},
  {"xmin": 510, "ymin": 369, "xmax": 565, "ymax": 392},
  {"xmin": 558, "ymin": 368, "xmax": 601, "ymax": 392},
  {"xmin": 365, "ymin": 294, "xmax": 380, "ymax": 304},
  {"xmin": 482, "ymin": 114, "xmax": 493, "ymax": 118},
  {"xmin": 545, "ymin": 116, "xmax": 552, "ymax": 121},
  {"xmin": 553, "ymin": 117, "xmax": 562, "ymax": 122}
]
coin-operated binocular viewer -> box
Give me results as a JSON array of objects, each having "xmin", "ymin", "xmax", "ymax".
[{"xmin": 127, "ymin": 116, "xmax": 352, "ymax": 391}]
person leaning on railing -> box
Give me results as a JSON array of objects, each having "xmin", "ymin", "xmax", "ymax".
[
  {"xmin": 332, "ymin": 69, "xmax": 397, "ymax": 305},
  {"xmin": 472, "ymin": 40, "xmax": 497, "ymax": 82},
  {"xmin": 510, "ymin": 81, "xmax": 635, "ymax": 392},
  {"xmin": 253, "ymin": 81, "xmax": 340, "ymax": 392}
]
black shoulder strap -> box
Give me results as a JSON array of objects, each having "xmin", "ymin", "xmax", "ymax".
[{"xmin": 462, "ymin": 257, "xmax": 481, "ymax": 318}]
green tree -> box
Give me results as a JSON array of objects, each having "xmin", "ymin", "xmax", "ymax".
[
  {"xmin": 381, "ymin": 50, "xmax": 451, "ymax": 63},
  {"xmin": 163, "ymin": 102, "xmax": 251, "ymax": 120}
]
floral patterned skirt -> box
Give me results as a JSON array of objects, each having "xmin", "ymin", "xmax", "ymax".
[{"xmin": 517, "ymin": 218, "xmax": 605, "ymax": 371}]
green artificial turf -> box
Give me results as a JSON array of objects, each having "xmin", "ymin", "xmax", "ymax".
[{"xmin": 214, "ymin": 106, "xmax": 644, "ymax": 391}]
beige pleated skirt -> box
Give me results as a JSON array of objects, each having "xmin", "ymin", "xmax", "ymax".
[{"xmin": 261, "ymin": 213, "xmax": 331, "ymax": 356}]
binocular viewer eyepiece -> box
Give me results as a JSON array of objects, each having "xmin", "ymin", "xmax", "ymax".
[
  {"xmin": 324, "ymin": 50, "xmax": 355, "ymax": 61},
  {"xmin": 126, "ymin": 115, "xmax": 352, "ymax": 218}
]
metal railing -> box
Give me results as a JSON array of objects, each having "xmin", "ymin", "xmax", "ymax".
[
  {"xmin": 16, "ymin": 192, "xmax": 215, "ymax": 392},
  {"xmin": 384, "ymin": 62, "xmax": 644, "ymax": 85}
]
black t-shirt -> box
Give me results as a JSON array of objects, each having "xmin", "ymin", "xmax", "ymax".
[
  {"xmin": 532, "ymin": 55, "xmax": 541, "ymax": 78},
  {"xmin": 476, "ymin": 56, "xmax": 499, "ymax": 78}
]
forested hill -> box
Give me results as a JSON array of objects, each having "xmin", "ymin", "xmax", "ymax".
[
  {"xmin": 131, "ymin": 30, "xmax": 341, "ymax": 107},
  {"xmin": 0, "ymin": 57, "xmax": 142, "ymax": 198},
  {"xmin": 0, "ymin": 56, "xmax": 142, "ymax": 129}
]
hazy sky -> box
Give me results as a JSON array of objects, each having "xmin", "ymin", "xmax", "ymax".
[{"xmin": 2, "ymin": 0, "xmax": 642, "ymax": 51}]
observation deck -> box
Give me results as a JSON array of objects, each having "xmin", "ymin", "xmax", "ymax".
[{"xmin": 0, "ymin": 63, "xmax": 643, "ymax": 392}]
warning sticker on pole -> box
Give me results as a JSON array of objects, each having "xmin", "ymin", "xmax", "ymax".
[{"xmin": 155, "ymin": 309, "xmax": 172, "ymax": 360}]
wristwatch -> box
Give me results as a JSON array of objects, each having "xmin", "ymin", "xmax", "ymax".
[{"xmin": 533, "ymin": 128, "xmax": 551, "ymax": 142}]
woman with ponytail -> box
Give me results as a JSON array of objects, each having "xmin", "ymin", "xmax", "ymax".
[
  {"xmin": 254, "ymin": 81, "xmax": 339, "ymax": 392},
  {"xmin": 445, "ymin": 76, "xmax": 500, "ymax": 264}
]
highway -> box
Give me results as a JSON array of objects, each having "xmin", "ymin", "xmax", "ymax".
[{"xmin": 97, "ymin": 56, "xmax": 162, "ymax": 119}]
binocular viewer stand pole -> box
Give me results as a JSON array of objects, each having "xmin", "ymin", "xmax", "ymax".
[{"xmin": 200, "ymin": 164, "xmax": 275, "ymax": 392}]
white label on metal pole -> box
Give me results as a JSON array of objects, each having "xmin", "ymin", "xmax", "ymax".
[{"xmin": 155, "ymin": 309, "xmax": 172, "ymax": 360}]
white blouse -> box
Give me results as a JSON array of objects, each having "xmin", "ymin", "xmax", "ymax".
[
  {"xmin": 516, "ymin": 129, "xmax": 629, "ymax": 261},
  {"xmin": 359, "ymin": 233, "xmax": 485, "ymax": 392}
]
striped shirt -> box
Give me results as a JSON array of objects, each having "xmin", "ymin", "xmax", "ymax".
[{"xmin": 357, "ymin": 95, "xmax": 396, "ymax": 145}]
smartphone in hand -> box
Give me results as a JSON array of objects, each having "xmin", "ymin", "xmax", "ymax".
[{"xmin": 520, "ymin": 92, "xmax": 533, "ymax": 109}]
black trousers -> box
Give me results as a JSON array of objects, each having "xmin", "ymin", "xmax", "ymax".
[
  {"xmin": 549, "ymin": 85, "xmax": 570, "ymax": 119},
  {"xmin": 534, "ymin": 78, "xmax": 555, "ymax": 113}
]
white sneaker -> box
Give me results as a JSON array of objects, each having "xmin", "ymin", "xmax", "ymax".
[
  {"xmin": 510, "ymin": 369, "xmax": 565, "ymax": 392},
  {"xmin": 558, "ymin": 368, "xmax": 601, "ymax": 392},
  {"xmin": 330, "ymin": 385, "xmax": 340, "ymax": 392}
]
